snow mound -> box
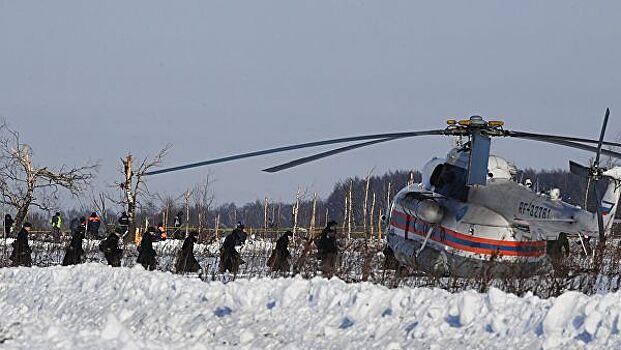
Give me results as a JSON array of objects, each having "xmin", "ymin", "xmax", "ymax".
[{"xmin": 0, "ymin": 264, "xmax": 620, "ymax": 349}]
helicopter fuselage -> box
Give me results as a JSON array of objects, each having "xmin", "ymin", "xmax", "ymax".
[{"xmin": 386, "ymin": 152, "xmax": 621, "ymax": 277}]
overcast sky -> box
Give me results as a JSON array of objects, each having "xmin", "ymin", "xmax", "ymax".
[{"xmin": 1, "ymin": 1, "xmax": 620, "ymax": 208}]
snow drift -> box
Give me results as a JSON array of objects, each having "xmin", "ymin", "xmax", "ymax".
[{"xmin": 0, "ymin": 264, "xmax": 620, "ymax": 349}]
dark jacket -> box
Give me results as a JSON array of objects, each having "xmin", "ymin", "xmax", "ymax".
[
  {"xmin": 315, "ymin": 227, "xmax": 338, "ymax": 259},
  {"xmin": 267, "ymin": 232, "xmax": 292, "ymax": 272},
  {"xmin": 10, "ymin": 228, "xmax": 32, "ymax": 266},
  {"xmin": 222, "ymin": 228, "xmax": 247, "ymax": 253},
  {"xmin": 175, "ymin": 234, "xmax": 201, "ymax": 273},
  {"xmin": 87, "ymin": 215, "xmax": 101, "ymax": 235},
  {"xmin": 219, "ymin": 228, "xmax": 247, "ymax": 274},
  {"xmin": 137, "ymin": 231, "xmax": 157, "ymax": 270},
  {"xmin": 62, "ymin": 224, "xmax": 86, "ymax": 266},
  {"xmin": 100, "ymin": 233, "xmax": 123, "ymax": 267}
]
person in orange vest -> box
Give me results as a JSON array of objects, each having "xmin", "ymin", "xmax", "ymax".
[
  {"xmin": 87, "ymin": 212, "xmax": 101, "ymax": 239},
  {"xmin": 156, "ymin": 223, "xmax": 167, "ymax": 241}
]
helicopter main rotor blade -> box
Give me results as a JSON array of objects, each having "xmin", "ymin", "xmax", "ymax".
[
  {"xmin": 263, "ymin": 137, "xmax": 401, "ymax": 173},
  {"xmin": 508, "ymin": 135, "xmax": 621, "ymax": 160},
  {"xmin": 145, "ymin": 129, "xmax": 446, "ymax": 176},
  {"xmin": 506, "ymin": 129, "xmax": 621, "ymax": 149}
]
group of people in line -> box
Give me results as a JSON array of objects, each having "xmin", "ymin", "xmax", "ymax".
[{"xmin": 4, "ymin": 211, "xmax": 344, "ymax": 276}]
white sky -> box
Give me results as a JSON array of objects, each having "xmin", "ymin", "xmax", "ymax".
[{"xmin": 1, "ymin": 1, "xmax": 620, "ymax": 207}]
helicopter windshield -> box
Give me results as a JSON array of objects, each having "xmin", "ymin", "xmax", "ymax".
[{"xmin": 430, "ymin": 163, "xmax": 469, "ymax": 201}]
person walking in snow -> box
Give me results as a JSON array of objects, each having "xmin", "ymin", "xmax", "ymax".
[
  {"xmin": 175, "ymin": 231, "xmax": 201, "ymax": 273},
  {"xmin": 137, "ymin": 227, "xmax": 158, "ymax": 270},
  {"xmin": 62, "ymin": 217, "xmax": 86, "ymax": 266},
  {"xmin": 51, "ymin": 212, "xmax": 62, "ymax": 243},
  {"xmin": 9, "ymin": 222, "xmax": 32, "ymax": 267},
  {"xmin": 100, "ymin": 231, "xmax": 123, "ymax": 267},
  {"xmin": 117, "ymin": 211, "xmax": 129, "ymax": 236},
  {"xmin": 218, "ymin": 222, "xmax": 247, "ymax": 274},
  {"xmin": 267, "ymin": 230, "xmax": 293, "ymax": 273},
  {"xmin": 86, "ymin": 212, "xmax": 101, "ymax": 239},
  {"xmin": 315, "ymin": 220, "xmax": 339, "ymax": 276}
]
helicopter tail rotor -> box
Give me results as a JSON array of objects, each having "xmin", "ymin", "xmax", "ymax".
[{"xmin": 569, "ymin": 108, "xmax": 611, "ymax": 242}]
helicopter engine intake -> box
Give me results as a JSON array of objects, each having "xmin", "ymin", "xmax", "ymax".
[{"xmin": 401, "ymin": 195, "xmax": 444, "ymax": 224}]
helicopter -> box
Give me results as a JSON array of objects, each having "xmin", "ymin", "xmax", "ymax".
[{"xmin": 147, "ymin": 109, "xmax": 621, "ymax": 277}]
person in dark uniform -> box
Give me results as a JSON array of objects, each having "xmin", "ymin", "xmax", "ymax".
[
  {"xmin": 100, "ymin": 231, "xmax": 123, "ymax": 267},
  {"xmin": 175, "ymin": 231, "xmax": 201, "ymax": 273},
  {"xmin": 219, "ymin": 222, "xmax": 247, "ymax": 274},
  {"xmin": 86, "ymin": 212, "xmax": 101, "ymax": 239},
  {"xmin": 547, "ymin": 232, "xmax": 570, "ymax": 259},
  {"xmin": 4, "ymin": 214, "xmax": 13, "ymax": 237},
  {"xmin": 10, "ymin": 222, "xmax": 32, "ymax": 267},
  {"xmin": 62, "ymin": 217, "xmax": 86, "ymax": 266},
  {"xmin": 267, "ymin": 231, "xmax": 293, "ymax": 273},
  {"xmin": 547, "ymin": 232, "xmax": 570, "ymax": 273},
  {"xmin": 117, "ymin": 211, "xmax": 129, "ymax": 236},
  {"xmin": 315, "ymin": 220, "xmax": 339, "ymax": 275},
  {"xmin": 137, "ymin": 227, "xmax": 158, "ymax": 270}
]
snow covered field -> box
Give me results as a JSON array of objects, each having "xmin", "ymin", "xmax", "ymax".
[{"xmin": 1, "ymin": 264, "xmax": 620, "ymax": 349}]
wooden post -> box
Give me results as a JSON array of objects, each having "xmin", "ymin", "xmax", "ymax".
[
  {"xmin": 370, "ymin": 192, "xmax": 376, "ymax": 240},
  {"xmin": 215, "ymin": 213, "xmax": 220, "ymax": 240},
  {"xmin": 184, "ymin": 189, "xmax": 191, "ymax": 236},
  {"xmin": 263, "ymin": 197, "xmax": 268, "ymax": 239},
  {"xmin": 310, "ymin": 193, "xmax": 317, "ymax": 239},
  {"xmin": 122, "ymin": 154, "xmax": 136, "ymax": 242},
  {"xmin": 325, "ymin": 208, "xmax": 329, "ymax": 229},
  {"xmin": 378, "ymin": 209, "xmax": 383, "ymax": 240},
  {"xmin": 293, "ymin": 188, "xmax": 300, "ymax": 239},
  {"xmin": 363, "ymin": 174, "xmax": 370, "ymax": 233},
  {"xmin": 342, "ymin": 194, "xmax": 348, "ymax": 232},
  {"xmin": 348, "ymin": 179, "xmax": 353, "ymax": 240}
]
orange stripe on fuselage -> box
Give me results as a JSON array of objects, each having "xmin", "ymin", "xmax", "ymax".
[{"xmin": 390, "ymin": 210, "xmax": 546, "ymax": 257}]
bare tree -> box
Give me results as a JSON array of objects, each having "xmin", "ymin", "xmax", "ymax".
[
  {"xmin": 0, "ymin": 121, "xmax": 97, "ymax": 229},
  {"xmin": 193, "ymin": 175, "xmax": 215, "ymax": 238},
  {"xmin": 118, "ymin": 145, "xmax": 171, "ymax": 240}
]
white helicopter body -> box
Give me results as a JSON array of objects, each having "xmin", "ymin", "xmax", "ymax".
[{"xmin": 386, "ymin": 147, "xmax": 621, "ymax": 276}]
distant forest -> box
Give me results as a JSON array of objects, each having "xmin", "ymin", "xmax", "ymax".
[{"xmin": 22, "ymin": 167, "xmax": 597, "ymax": 233}]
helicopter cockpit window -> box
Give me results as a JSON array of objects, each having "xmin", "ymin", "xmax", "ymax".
[{"xmin": 434, "ymin": 163, "xmax": 469, "ymax": 202}]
